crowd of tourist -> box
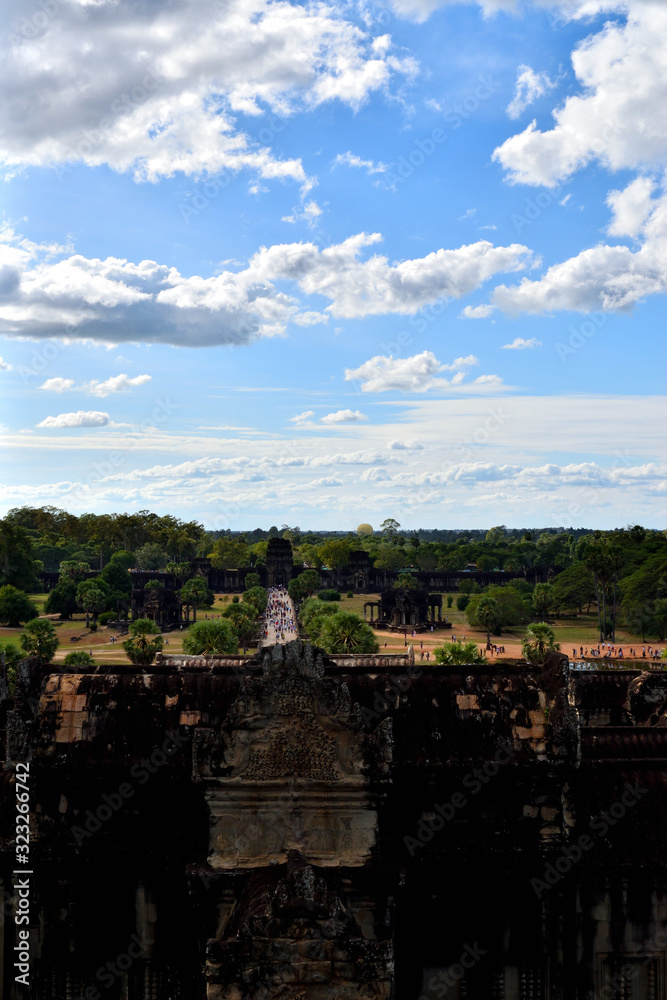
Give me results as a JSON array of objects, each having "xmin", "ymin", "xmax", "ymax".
[
  {"xmin": 573, "ymin": 644, "xmax": 664, "ymax": 661},
  {"xmin": 263, "ymin": 586, "xmax": 297, "ymax": 643}
]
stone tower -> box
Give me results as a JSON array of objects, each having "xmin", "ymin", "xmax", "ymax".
[{"xmin": 265, "ymin": 536, "xmax": 294, "ymax": 587}]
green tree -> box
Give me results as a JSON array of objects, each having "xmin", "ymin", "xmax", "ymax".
[
  {"xmin": 0, "ymin": 586, "xmax": 37, "ymax": 627},
  {"xmin": 466, "ymin": 595, "xmax": 502, "ymax": 647},
  {"xmin": 550, "ymin": 563, "xmax": 596, "ymax": 614},
  {"xmin": 179, "ymin": 576, "xmax": 214, "ymax": 608},
  {"xmin": 58, "ymin": 559, "xmax": 91, "ymax": 582},
  {"xmin": 317, "ymin": 611, "xmax": 379, "ymax": 654},
  {"xmin": 208, "ymin": 537, "xmax": 250, "ymax": 570},
  {"xmin": 244, "ymin": 572, "xmax": 261, "ymax": 590},
  {"xmin": 0, "ymin": 521, "xmax": 39, "ymax": 590},
  {"xmin": 99, "ymin": 557, "xmax": 133, "ymax": 602},
  {"xmin": 221, "ymin": 604, "xmax": 257, "ymax": 652},
  {"xmin": 521, "ymin": 623, "xmax": 560, "ymax": 664},
  {"xmin": 183, "ymin": 619, "xmax": 238, "ymax": 655},
  {"xmin": 242, "ymin": 586, "xmax": 268, "ymax": 616},
  {"xmin": 380, "ymin": 518, "xmax": 400, "ymax": 537},
  {"xmin": 20, "ymin": 618, "xmax": 59, "ymax": 662},
  {"xmin": 45, "ymin": 579, "xmax": 79, "ymax": 620},
  {"xmin": 456, "ymin": 595, "xmax": 469, "ymax": 612},
  {"xmin": 64, "ymin": 650, "xmax": 95, "ymax": 669},
  {"xmin": 166, "ymin": 561, "xmax": 193, "ymax": 584},
  {"xmin": 76, "ymin": 580, "xmax": 108, "ymax": 628},
  {"xmin": 393, "ymin": 574, "xmax": 419, "ymax": 590},
  {"xmin": 434, "ymin": 640, "xmax": 484, "ymax": 665},
  {"xmin": 532, "ymin": 583, "xmax": 553, "ymax": 620},
  {"xmin": 318, "ymin": 540, "xmax": 351, "ymax": 570},
  {"xmin": 374, "ymin": 547, "xmax": 410, "ymax": 571},
  {"xmin": 624, "ymin": 602, "xmax": 656, "ymax": 641},
  {"xmin": 135, "ymin": 542, "xmax": 168, "ymax": 571},
  {"xmin": 122, "ymin": 618, "xmax": 164, "ymax": 666}
]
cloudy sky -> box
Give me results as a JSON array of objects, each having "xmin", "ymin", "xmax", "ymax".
[{"xmin": 1, "ymin": 0, "xmax": 665, "ymax": 530}]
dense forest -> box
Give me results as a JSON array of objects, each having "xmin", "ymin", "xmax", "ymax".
[{"xmin": 0, "ymin": 507, "xmax": 666, "ymax": 640}]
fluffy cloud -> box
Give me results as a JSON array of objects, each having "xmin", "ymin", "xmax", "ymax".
[
  {"xmin": 320, "ymin": 409, "xmax": 368, "ymax": 424},
  {"xmin": 36, "ymin": 410, "xmax": 110, "ymax": 429},
  {"xmin": 3, "ymin": 0, "xmax": 415, "ymax": 186},
  {"xmin": 0, "ymin": 357, "xmax": 12, "ymax": 370},
  {"xmin": 333, "ymin": 151, "xmax": 389, "ymax": 174},
  {"xmin": 502, "ymin": 337, "xmax": 541, "ymax": 349},
  {"xmin": 39, "ymin": 373, "xmax": 151, "ymax": 396},
  {"xmin": 255, "ymin": 234, "xmax": 532, "ymax": 319},
  {"xmin": 344, "ymin": 350, "xmax": 482, "ymax": 392},
  {"xmin": 506, "ymin": 65, "xmax": 556, "ymax": 120},
  {"xmin": 607, "ymin": 177, "xmax": 657, "ymax": 238},
  {"xmin": 494, "ymin": 5, "xmax": 667, "ymax": 187},
  {"xmin": 492, "ymin": 188, "xmax": 667, "ymax": 314},
  {"xmin": 0, "ymin": 227, "xmax": 532, "ymax": 346},
  {"xmin": 289, "ymin": 410, "xmax": 315, "ymax": 424}
]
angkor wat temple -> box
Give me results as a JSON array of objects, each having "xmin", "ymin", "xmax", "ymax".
[{"xmin": 3, "ymin": 640, "xmax": 667, "ymax": 998}]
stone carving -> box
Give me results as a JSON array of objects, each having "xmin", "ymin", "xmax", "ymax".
[
  {"xmin": 206, "ymin": 850, "xmax": 393, "ymax": 999},
  {"xmin": 200, "ymin": 641, "xmax": 391, "ymax": 869}
]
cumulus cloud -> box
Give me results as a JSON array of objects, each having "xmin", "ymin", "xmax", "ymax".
[
  {"xmin": 461, "ymin": 304, "xmax": 495, "ymax": 319},
  {"xmin": 344, "ymin": 350, "xmax": 480, "ymax": 392},
  {"xmin": 492, "ymin": 188, "xmax": 667, "ymax": 314},
  {"xmin": 502, "ymin": 337, "xmax": 541, "ymax": 349},
  {"xmin": 320, "ymin": 409, "xmax": 368, "ymax": 424},
  {"xmin": 39, "ymin": 373, "xmax": 151, "ymax": 396},
  {"xmin": 0, "ymin": 227, "xmax": 532, "ymax": 346},
  {"xmin": 388, "ymin": 439, "xmax": 424, "ymax": 450},
  {"xmin": 607, "ymin": 177, "xmax": 657, "ymax": 238},
  {"xmin": 36, "ymin": 410, "xmax": 110, "ymax": 429},
  {"xmin": 333, "ymin": 151, "xmax": 389, "ymax": 174},
  {"xmin": 506, "ymin": 65, "xmax": 556, "ymax": 120},
  {"xmin": 493, "ymin": 5, "xmax": 667, "ymax": 187},
  {"xmin": 2, "ymin": 0, "xmax": 415, "ymax": 187},
  {"xmin": 289, "ymin": 410, "xmax": 315, "ymax": 425},
  {"xmin": 0, "ymin": 357, "xmax": 12, "ymax": 370}
]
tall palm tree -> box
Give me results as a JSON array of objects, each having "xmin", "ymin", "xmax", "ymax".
[{"xmin": 521, "ymin": 623, "xmax": 560, "ymax": 665}]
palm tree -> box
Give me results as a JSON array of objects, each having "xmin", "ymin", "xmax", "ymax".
[
  {"xmin": 521, "ymin": 623, "xmax": 560, "ymax": 665},
  {"xmin": 469, "ymin": 595, "xmax": 501, "ymax": 649},
  {"xmin": 319, "ymin": 612, "xmax": 378, "ymax": 654},
  {"xmin": 434, "ymin": 640, "xmax": 484, "ymax": 665}
]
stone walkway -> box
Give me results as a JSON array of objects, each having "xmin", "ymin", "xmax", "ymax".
[{"xmin": 262, "ymin": 587, "xmax": 298, "ymax": 645}]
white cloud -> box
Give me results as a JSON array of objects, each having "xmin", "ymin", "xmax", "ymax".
[
  {"xmin": 282, "ymin": 201, "xmax": 324, "ymax": 225},
  {"xmin": 39, "ymin": 373, "xmax": 151, "ymax": 396},
  {"xmin": 254, "ymin": 233, "xmax": 533, "ymax": 319},
  {"xmin": 0, "ymin": 227, "xmax": 532, "ymax": 346},
  {"xmin": 461, "ymin": 304, "xmax": 495, "ymax": 319},
  {"xmin": 384, "ymin": 0, "xmax": 625, "ymax": 26},
  {"xmin": 290, "ymin": 410, "xmax": 315, "ymax": 424},
  {"xmin": 502, "ymin": 337, "xmax": 541, "ymax": 349},
  {"xmin": 0, "ymin": 357, "xmax": 12, "ymax": 371},
  {"xmin": 333, "ymin": 151, "xmax": 389, "ymax": 175},
  {"xmin": 506, "ymin": 65, "xmax": 556, "ymax": 120},
  {"xmin": 494, "ymin": 5, "xmax": 667, "ymax": 187},
  {"xmin": 344, "ymin": 350, "xmax": 479, "ymax": 392},
  {"xmin": 82, "ymin": 374, "xmax": 152, "ymax": 398},
  {"xmin": 360, "ymin": 467, "xmax": 391, "ymax": 481},
  {"xmin": 320, "ymin": 409, "xmax": 368, "ymax": 424},
  {"xmin": 607, "ymin": 177, "xmax": 657, "ymax": 238},
  {"xmin": 388, "ymin": 439, "xmax": 424, "ymax": 450},
  {"xmin": 2, "ymin": 0, "xmax": 415, "ymax": 187},
  {"xmin": 36, "ymin": 410, "xmax": 110, "ymax": 429},
  {"xmin": 39, "ymin": 377, "xmax": 75, "ymax": 393},
  {"xmin": 492, "ymin": 188, "xmax": 667, "ymax": 314}
]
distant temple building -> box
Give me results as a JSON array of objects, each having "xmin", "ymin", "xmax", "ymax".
[{"xmin": 364, "ymin": 587, "xmax": 445, "ymax": 632}]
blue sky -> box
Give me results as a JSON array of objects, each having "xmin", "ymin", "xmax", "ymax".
[{"xmin": 1, "ymin": 0, "xmax": 665, "ymax": 530}]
